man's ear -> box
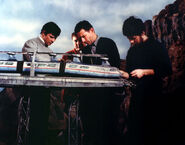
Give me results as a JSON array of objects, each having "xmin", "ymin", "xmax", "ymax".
[
  {"xmin": 41, "ymin": 30, "xmax": 46, "ymax": 35},
  {"xmin": 141, "ymin": 31, "xmax": 148, "ymax": 41},
  {"xmin": 90, "ymin": 27, "xmax": 95, "ymax": 33},
  {"xmin": 41, "ymin": 31, "xmax": 46, "ymax": 40},
  {"xmin": 141, "ymin": 31, "xmax": 147, "ymax": 38}
]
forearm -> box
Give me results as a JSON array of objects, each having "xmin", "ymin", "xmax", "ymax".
[
  {"xmin": 66, "ymin": 49, "xmax": 78, "ymax": 54},
  {"xmin": 61, "ymin": 48, "xmax": 79, "ymax": 61},
  {"xmin": 143, "ymin": 69, "xmax": 155, "ymax": 76}
]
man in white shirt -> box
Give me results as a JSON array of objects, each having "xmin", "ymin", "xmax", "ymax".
[
  {"xmin": 22, "ymin": 21, "xmax": 61, "ymax": 61},
  {"xmin": 22, "ymin": 22, "xmax": 61, "ymax": 145}
]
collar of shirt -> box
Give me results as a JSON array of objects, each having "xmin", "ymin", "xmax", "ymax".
[
  {"xmin": 39, "ymin": 35, "xmax": 46, "ymax": 45},
  {"xmin": 94, "ymin": 35, "xmax": 99, "ymax": 47},
  {"xmin": 91, "ymin": 35, "xmax": 99, "ymax": 54}
]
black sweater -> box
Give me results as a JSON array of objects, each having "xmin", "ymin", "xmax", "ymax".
[{"xmin": 82, "ymin": 37, "xmax": 120, "ymax": 68}]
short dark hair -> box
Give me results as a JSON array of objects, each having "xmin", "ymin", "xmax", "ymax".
[
  {"xmin": 74, "ymin": 20, "xmax": 93, "ymax": 33},
  {"xmin": 41, "ymin": 21, "xmax": 61, "ymax": 37},
  {"xmin": 122, "ymin": 16, "xmax": 145, "ymax": 37}
]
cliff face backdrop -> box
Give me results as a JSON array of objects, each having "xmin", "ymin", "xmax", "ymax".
[
  {"xmin": 151, "ymin": 0, "xmax": 185, "ymax": 95},
  {"xmin": 144, "ymin": 0, "xmax": 185, "ymax": 144}
]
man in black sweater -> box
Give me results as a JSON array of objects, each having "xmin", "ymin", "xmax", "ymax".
[
  {"xmin": 121, "ymin": 16, "xmax": 172, "ymax": 145},
  {"xmin": 74, "ymin": 20, "xmax": 120, "ymax": 68},
  {"xmin": 74, "ymin": 20, "xmax": 121, "ymax": 145}
]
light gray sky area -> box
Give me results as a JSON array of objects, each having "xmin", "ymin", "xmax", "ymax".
[{"xmin": 0, "ymin": 0, "xmax": 175, "ymax": 59}]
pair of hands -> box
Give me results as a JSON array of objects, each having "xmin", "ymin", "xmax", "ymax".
[
  {"xmin": 120, "ymin": 69, "xmax": 154, "ymax": 79},
  {"xmin": 58, "ymin": 47, "xmax": 81, "ymax": 61}
]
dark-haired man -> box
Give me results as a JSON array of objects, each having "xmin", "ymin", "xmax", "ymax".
[
  {"xmin": 74, "ymin": 20, "xmax": 120, "ymax": 68},
  {"xmin": 74, "ymin": 20, "xmax": 121, "ymax": 145},
  {"xmin": 22, "ymin": 22, "xmax": 61, "ymax": 145},
  {"xmin": 22, "ymin": 21, "xmax": 61, "ymax": 61},
  {"xmin": 121, "ymin": 16, "xmax": 172, "ymax": 145}
]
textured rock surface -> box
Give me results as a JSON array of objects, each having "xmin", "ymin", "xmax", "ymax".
[
  {"xmin": 151, "ymin": 0, "xmax": 185, "ymax": 94},
  {"xmin": 143, "ymin": 1, "xmax": 185, "ymax": 144}
]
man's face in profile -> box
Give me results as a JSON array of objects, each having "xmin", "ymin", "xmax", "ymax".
[
  {"xmin": 77, "ymin": 28, "xmax": 94, "ymax": 46},
  {"xmin": 72, "ymin": 35, "xmax": 80, "ymax": 49},
  {"xmin": 127, "ymin": 35, "xmax": 142, "ymax": 46},
  {"xmin": 42, "ymin": 33, "xmax": 56, "ymax": 46}
]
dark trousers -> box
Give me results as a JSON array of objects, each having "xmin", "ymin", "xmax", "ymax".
[
  {"xmin": 126, "ymin": 87, "xmax": 166, "ymax": 145},
  {"xmin": 79, "ymin": 88, "xmax": 116, "ymax": 145},
  {"xmin": 25, "ymin": 87, "xmax": 51, "ymax": 145}
]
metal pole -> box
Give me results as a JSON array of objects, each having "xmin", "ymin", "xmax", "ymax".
[{"xmin": 30, "ymin": 50, "xmax": 36, "ymax": 77}]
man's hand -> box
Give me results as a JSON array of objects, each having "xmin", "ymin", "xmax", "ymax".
[
  {"xmin": 119, "ymin": 70, "xmax": 129, "ymax": 79},
  {"xmin": 130, "ymin": 69, "xmax": 154, "ymax": 78}
]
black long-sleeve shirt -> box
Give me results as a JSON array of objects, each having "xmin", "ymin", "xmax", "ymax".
[
  {"xmin": 82, "ymin": 37, "xmax": 120, "ymax": 68},
  {"xmin": 125, "ymin": 38, "xmax": 172, "ymax": 145},
  {"xmin": 126, "ymin": 38, "xmax": 172, "ymax": 87}
]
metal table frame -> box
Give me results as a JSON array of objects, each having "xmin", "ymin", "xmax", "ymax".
[{"xmin": 0, "ymin": 73, "xmax": 134, "ymax": 145}]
